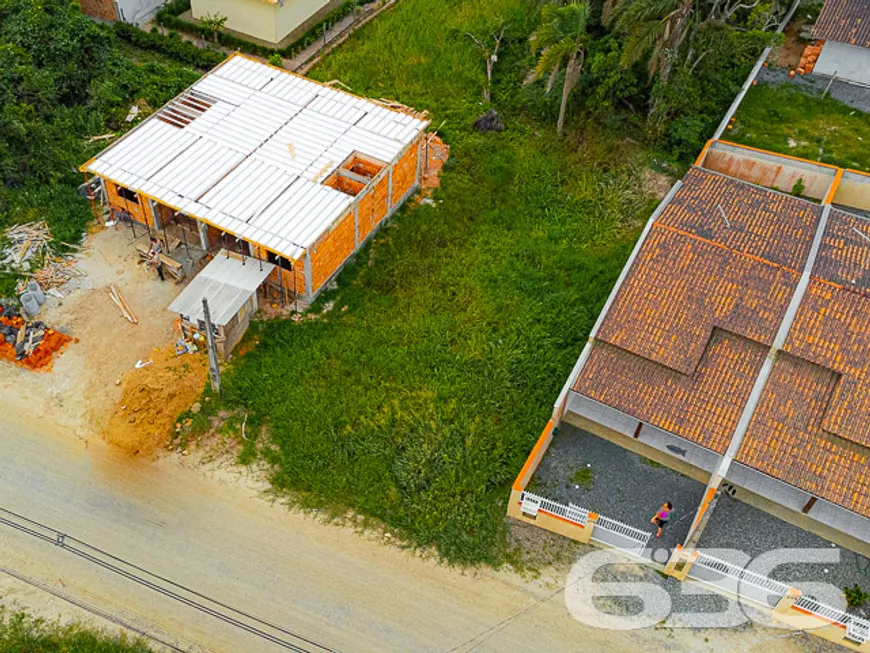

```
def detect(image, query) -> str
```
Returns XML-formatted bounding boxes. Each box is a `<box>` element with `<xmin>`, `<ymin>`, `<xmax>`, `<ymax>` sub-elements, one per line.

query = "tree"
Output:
<box><xmin>530</xmin><ymin>1</ymin><xmax>591</xmax><ymax>136</ymax></box>
<box><xmin>199</xmin><ymin>12</ymin><xmax>227</xmax><ymax>45</ymax></box>
<box><xmin>613</xmin><ymin>0</ymin><xmax>695</xmax><ymax>86</ymax></box>
<box><xmin>465</xmin><ymin>25</ymin><xmax>505</xmax><ymax>103</ymax></box>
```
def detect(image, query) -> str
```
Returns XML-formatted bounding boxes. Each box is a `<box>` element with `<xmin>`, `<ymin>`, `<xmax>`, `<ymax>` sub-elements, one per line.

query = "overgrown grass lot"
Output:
<box><xmin>0</xmin><ymin>608</ymin><xmax>152</xmax><ymax>653</ymax></box>
<box><xmin>214</xmin><ymin>0</ymin><xmax>655</xmax><ymax>565</ymax></box>
<box><xmin>730</xmin><ymin>82</ymin><xmax>870</xmax><ymax>171</ymax></box>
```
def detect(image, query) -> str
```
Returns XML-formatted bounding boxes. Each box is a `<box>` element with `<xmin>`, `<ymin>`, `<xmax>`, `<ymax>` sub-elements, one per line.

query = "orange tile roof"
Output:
<box><xmin>737</xmin><ymin>354</ymin><xmax>870</xmax><ymax>517</ymax></box>
<box><xmin>572</xmin><ymin>169</ymin><xmax>870</xmax><ymax>519</ymax></box>
<box><xmin>576</xmin><ymin>330</ymin><xmax>767</xmax><ymax>453</ymax></box>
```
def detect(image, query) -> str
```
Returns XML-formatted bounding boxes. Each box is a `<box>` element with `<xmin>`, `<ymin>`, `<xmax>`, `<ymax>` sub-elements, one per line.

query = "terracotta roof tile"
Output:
<box><xmin>571</xmin><ymin>171</ymin><xmax>870</xmax><ymax>520</ymax></box>
<box><xmin>657</xmin><ymin>168</ymin><xmax>822</xmax><ymax>270</ymax></box>
<box><xmin>737</xmin><ymin>354</ymin><xmax>870</xmax><ymax>517</ymax></box>
<box><xmin>813</xmin><ymin>0</ymin><xmax>870</xmax><ymax>47</ymax></box>
<box><xmin>576</xmin><ymin>331</ymin><xmax>767</xmax><ymax>453</ymax></box>
<box><xmin>597</xmin><ymin>226</ymin><xmax>799</xmax><ymax>374</ymax></box>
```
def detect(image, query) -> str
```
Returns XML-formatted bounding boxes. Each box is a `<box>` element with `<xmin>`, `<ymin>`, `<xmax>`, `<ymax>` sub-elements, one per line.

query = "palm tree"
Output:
<box><xmin>199</xmin><ymin>12</ymin><xmax>228</xmax><ymax>46</ymax></box>
<box><xmin>613</xmin><ymin>0</ymin><xmax>695</xmax><ymax>85</ymax></box>
<box><xmin>530</xmin><ymin>1</ymin><xmax>592</xmax><ymax>136</ymax></box>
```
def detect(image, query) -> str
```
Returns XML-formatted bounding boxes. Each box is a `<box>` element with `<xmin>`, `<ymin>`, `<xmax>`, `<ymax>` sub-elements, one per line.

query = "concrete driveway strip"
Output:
<box><xmin>0</xmin><ymin>414</ymin><xmax>831</xmax><ymax>653</ymax></box>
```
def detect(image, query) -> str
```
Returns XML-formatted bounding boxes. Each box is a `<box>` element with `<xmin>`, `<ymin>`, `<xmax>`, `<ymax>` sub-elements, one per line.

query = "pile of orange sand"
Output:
<box><xmin>0</xmin><ymin>315</ymin><xmax>73</xmax><ymax>371</ymax></box>
<box><xmin>104</xmin><ymin>346</ymin><xmax>208</xmax><ymax>456</ymax></box>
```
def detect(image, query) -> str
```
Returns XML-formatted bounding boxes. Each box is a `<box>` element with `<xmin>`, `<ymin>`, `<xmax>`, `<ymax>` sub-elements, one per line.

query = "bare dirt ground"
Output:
<box><xmin>774</xmin><ymin>20</ymin><xmax>809</xmax><ymax>68</ymax></box>
<box><xmin>1</xmin><ymin>226</ymin><xmax>188</xmax><ymax>440</ymax></box>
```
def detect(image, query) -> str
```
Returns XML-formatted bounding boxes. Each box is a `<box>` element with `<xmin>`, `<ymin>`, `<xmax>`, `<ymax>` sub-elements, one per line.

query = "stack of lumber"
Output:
<box><xmin>31</xmin><ymin>255</ymin><xmax>84</xmax><ymax>290</ymax></box>
<box><xmin>2</xmin><ymin>221</ymin><xmax>52</xmax><ymax>268</ymax></box>
<box><xmin>109</xmin><ymin>284</ymin><xmax>138</xmax><ymax>324</ymax></box>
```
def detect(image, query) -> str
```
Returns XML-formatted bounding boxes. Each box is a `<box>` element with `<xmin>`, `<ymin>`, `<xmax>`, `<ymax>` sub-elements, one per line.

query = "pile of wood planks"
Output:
<box><xmin>108</xmin><ymin>284</ymin><xmax>138</xmax><ymax>324</ymax></box>
<box><xmin>2</xmin><ymin>221</ymin><xmax>52</xmax><ymax>268</ymax></box>
<box><xmin>31</xmin><ymin>255</ymin><xmax>85</xmax><ymax>290</ymax></box>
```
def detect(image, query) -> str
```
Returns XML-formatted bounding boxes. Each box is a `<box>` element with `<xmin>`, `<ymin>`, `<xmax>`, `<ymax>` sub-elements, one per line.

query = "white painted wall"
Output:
<box><xmin>192</xmin><ymin>0</ymin><xmax>279</xmax><ymax>43</ymax></box>
<box><xmin>117</xmin><ymin>0</ymin><xmax>165</xmax><ymax>24</ymax></box>
<box><xmin>191</xmin><ymin>0</ymin><xmax>331</xmax><ymax>44</ymax></box>
<box><xmin>274</xmin><ymin>0</ymin><xmax>332</xmax><ymax>43</ymax></box>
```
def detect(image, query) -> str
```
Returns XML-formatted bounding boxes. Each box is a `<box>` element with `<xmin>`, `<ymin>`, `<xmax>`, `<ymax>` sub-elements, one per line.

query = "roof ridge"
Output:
<box><xmin>652</xmin><ymin>222</ymin><xmax>803</xmax><ymax>277</ymax></box>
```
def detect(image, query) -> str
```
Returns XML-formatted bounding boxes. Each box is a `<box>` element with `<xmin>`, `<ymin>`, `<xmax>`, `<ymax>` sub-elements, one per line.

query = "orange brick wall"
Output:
<box><xmin>80</xmin><ymin>0</ymin><xmax>117</xmax><ymax>22</ymax></box>
<box><xmin>309</xmin><ymin>209</ymin><xmax>356</xmax><ymax>293</ymax></box>
<box><xmin>105</xmin><ymin>179</ymin><xmax>152</xmax><ymax>227</ymax></box>
<box><xmin>357</xmin><ymin>173</ymin><xmax>390</xmax><ymax>242</ymax></box>
<box><xmin>390</xmin><ymin>139</ymin><xmax>420</xmax><ymax>206</ymax></box>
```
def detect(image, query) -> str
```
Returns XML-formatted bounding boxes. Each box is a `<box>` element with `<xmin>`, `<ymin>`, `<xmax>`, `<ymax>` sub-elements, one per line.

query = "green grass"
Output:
<box><xmin>730</xmin><ymin>83</ymin><xmax>870</xmax><ymax>171</ymax></box>
<box><xmin>216</xmin><ymin>0</ymin><xmax>655</xmax><ymax>565</ymax></box>
<box><xmin>0</xmin><ymin>608</ymin><xmax>153</xmax><ymax>652</ymax></box>
<box><xmin>571</xmin><ymin>467</ymin><xmax>594</xmax><ymax>489</ymax></box>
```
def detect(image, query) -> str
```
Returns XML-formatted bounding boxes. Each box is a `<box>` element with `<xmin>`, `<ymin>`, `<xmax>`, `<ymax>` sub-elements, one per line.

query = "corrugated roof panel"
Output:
<box><xmin>212</xmin><ymin>55</ymin><xmax>279</xmax><ymax>90</ymax></box>
<box><xmin>194</xmin><ymin>75</ymin><xmax>255</xmax><ymax>106</ymax></box>
<box><xmin>150</xmin><ymin>138</ymin><xmax>246</xmax><ymax>201</ymax></box>
<box><xmin>259</xmin><ymin>72</ymin><xmax>322</xmax><ymax>107</ymax></box>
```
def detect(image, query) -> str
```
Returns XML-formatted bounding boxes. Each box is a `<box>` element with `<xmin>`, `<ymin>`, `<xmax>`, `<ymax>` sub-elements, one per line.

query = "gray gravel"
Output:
<box><xmin>698</xmin><ymin>495</ymin><xmax>870</xmax><ymax>617</ymax></box>
<box><xmin>756</xmin><ymin>66</ymin><xmax>870</xmax><ymax>113</ymax></box>
<box><xmin>530</xmin><ymin>424</ymin><xmax>706</xmax><ymax>552</ymax></box>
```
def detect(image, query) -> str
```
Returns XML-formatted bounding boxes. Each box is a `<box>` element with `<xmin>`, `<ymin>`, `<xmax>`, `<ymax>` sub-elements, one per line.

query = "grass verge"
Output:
<box><xmin>730</xmin><ymin>82</ymin><xmax>870</xmax><ymax>171</ymax></box>
<box><xmin>211</xmin><ymin>0</ymin><xmax>656</xmax><ymax>565</ymax></box>
<box><xmin>0</xmin><ymin>607</ymin><xmax>152</xmax><ymax>652</ymax></box>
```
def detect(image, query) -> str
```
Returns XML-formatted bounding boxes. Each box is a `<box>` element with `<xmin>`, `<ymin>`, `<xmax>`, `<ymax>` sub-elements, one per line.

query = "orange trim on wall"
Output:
<box><xmin>715</xmin><ymin>140</ymin><xmax>842</xmax><ymax>170</ymax></box>
<box><xmin>512</xmin><ymin>420</ymin><xmax>554</xmax><ymax>492</ymax></box>
<box><xmin>695</xmin><ymin>139</ymin><xmax>715</xmax><ymax>167</ymax></box>
<box><xmin>824</xmin><ymin>168</ymin><xmax>844</xmax><ymax>205</ymax></box>
<box><xmin>791</xmin><ymin>606</ymin><xmax>847</xmax><ymax>628</ymax></box>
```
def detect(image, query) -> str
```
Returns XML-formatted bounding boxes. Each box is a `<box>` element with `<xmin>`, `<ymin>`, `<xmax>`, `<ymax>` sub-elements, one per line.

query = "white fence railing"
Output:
<box><xmin>592</xmin><ymin>514</ymin><xmax>652</xmax><ymax>556</ymax></box>
<box><xmin>520</xmin><ymin>492</ymin><xmax>589</xmax><ymax>527</ymax></box>
<box><xmin>519</xmin><ymin>491</ymin><xmax>652</xmax><ymax>556</ymax></box>
<box><xmin>693</xmin><ymin>552</ymin><xmax>791</xmax><ymax>598</ymax></box>
<box><xmin>795</xmin><ymin>596</ymin><xmax>870</xmax><ymax>645</ymax></box>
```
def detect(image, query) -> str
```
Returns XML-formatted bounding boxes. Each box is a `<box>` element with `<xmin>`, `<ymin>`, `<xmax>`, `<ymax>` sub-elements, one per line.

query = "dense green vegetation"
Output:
<box><xmin>0</xmin><ymin>0</ymin><xmax>205</xmax><ymax>294</ymax></box>
<box><xmin>200</xmin><ymin>0</ymin><xmax>650</xmax><ymax>565</ymax></box>
<box><xmin>0</xmin><ymin>608</ymin><xmax>153</xmax><ymax>652</ymax></box>
<box><xmin>730</xmin><ymin>83</ymin><xmax>870</xmax><ymax>172</ymax></box>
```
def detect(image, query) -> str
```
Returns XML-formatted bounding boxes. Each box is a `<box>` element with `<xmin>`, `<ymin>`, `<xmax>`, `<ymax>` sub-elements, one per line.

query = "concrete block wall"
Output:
<box><xmin>309</xmin><ymin>209</ymin><xmax>356</xmax><ymax>293</ymax></box>
<box><xmin>391</xmin><ymin>144</ymin><xmax>420</xmax><ymax>206</ymax></box>
<box><xmin>357</xmin><ymin>174</ymin><xmax>390</xmax><ymax>242</ymax></box>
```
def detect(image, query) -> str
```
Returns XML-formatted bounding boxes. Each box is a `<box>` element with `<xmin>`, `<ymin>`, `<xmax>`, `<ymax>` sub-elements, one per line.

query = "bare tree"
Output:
<box><xmin>465</xmin><ymin>25</ymin><xmax>506</xmax><ymax>103</ymax></box>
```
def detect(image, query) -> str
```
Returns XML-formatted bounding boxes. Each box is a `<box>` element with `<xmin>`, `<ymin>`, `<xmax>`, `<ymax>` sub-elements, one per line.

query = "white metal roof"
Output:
<box><xmin>85</xmin><ymin>54</ymin><xmax>428</xmax><ymax>262</ymax></box>
<box><xmin>168</xmin><ymin>250</ymin><xmax>275</xmax><ymax>326</ymax></box>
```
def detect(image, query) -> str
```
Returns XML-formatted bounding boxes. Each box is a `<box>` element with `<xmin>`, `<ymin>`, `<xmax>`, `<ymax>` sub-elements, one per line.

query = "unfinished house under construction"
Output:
<box><xmin>81</xmin><ymin>53</ymin><xmax>429</xmax><ymax>309</ymax></box>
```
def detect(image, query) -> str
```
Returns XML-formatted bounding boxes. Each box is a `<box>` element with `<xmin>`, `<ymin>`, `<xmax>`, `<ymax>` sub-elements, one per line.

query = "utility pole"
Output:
<box><xmin>202</xmin><ymin>297</ymin><xmax>221</xmax><ymax>394</ymax></box>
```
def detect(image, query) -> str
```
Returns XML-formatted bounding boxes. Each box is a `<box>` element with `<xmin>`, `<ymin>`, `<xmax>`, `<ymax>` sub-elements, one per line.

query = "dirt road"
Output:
<box><xmin>0</xmin><ymin>410</ymin><xmax>834</xmax><ymax>653</ymax></box>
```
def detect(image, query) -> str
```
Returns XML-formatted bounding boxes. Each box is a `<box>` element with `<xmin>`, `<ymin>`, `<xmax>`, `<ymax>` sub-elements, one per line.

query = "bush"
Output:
<box><xmin>845</xmin><ymin>584</ymin><xmax>870</xmax><ymax>609</ymax></box>
<box><xmin>112</xmin><ymin>22</ymin><xmax>226</xmax><ymax>69</ymax></box>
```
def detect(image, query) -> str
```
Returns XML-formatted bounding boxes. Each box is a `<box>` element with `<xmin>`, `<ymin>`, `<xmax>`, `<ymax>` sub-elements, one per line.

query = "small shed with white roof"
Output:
<box><xmin>81</xmin><ymin>53</ymin><xmax>429</xmax><ymax>308</ymax></box>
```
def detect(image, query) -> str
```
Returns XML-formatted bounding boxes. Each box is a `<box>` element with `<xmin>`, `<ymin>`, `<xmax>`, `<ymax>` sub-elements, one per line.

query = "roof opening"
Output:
<box><xmin>323</xmin><ymin>152</ymin><xmax>387</xmax><ymax>197</ymax></box>
<box><xmin>156</xmin><ymin>89</ymin><xmax>218</xmax><ymax>128</ymax></box>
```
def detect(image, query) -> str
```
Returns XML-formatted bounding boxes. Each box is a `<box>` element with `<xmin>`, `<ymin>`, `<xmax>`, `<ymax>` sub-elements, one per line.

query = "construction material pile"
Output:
<box><xmin>0</xmin><ymin>302</ymin><xmax>72</xmax><ymax>371</ymax></box>
<box><xmin>797</xmin><ymin>41</ymin><xmax>824</xmax><ymax>76</ymax></box>
<box><xmin>32</xmin><ymin>255</ymin><xmax>85</xmax><ymax>291</ymax></box>
<box><xmin>1</xmin><ymin>221</ymin><xmax>52</xmax><ymax>270</ymax></box>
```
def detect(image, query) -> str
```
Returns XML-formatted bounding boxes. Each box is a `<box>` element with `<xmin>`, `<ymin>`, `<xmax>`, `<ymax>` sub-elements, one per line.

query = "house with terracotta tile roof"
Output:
<box><xmin>510</xmin><ymin>141</ymin><xmax>870</xmax><ymax>564</ymax></box>
<box><xmin>812</xmin><ymin>0</ymin><xmax>870</xmax><ymax>86</ymax></box>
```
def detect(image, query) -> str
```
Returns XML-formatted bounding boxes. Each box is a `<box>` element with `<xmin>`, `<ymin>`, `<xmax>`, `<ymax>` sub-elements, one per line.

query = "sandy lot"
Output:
<box><xmin>1</xmin><ymin>226</ymin><xmax>185</xmax><ymax>439</ymax></box>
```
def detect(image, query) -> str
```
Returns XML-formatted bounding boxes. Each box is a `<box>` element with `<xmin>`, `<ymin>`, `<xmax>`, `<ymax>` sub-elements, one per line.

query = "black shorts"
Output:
<box><xmin>655</xmin><ymin>518</ymin><xmax>668</xmax><ymax>529</ymax></box>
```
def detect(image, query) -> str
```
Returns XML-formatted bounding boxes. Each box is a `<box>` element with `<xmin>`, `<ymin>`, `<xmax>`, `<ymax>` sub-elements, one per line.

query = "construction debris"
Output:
<box><xmin>108</xmin><ymin>284</ymin><xmax>138</xmax><ymax>324</ymax></box>
<box><xmin>2</xmin><ymin>221</ymin><xmax>52</xmax><ymax>270</ymax></box>
<box><xmin>31</xmin><ymin>255</ymin><xmax>85</xmax><ymax>290</ymax></box>
<box><xmin>0</xmin><ymin>301</ymin><xmax>72</xmax><ymax>371</ymax></box>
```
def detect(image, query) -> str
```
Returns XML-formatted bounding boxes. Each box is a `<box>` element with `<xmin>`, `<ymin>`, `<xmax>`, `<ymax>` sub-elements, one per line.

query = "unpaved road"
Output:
<box><xmin>0</xmin><ymin>413</ymin><xmax>829</xmax><ymax>652</ymax></box>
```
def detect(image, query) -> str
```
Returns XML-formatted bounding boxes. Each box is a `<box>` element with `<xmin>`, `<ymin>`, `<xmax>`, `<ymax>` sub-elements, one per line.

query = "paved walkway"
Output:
<box><xmin>530</xmin><ymin>424</ymin><xmax>706</xmax><ymax>552</ymax></box>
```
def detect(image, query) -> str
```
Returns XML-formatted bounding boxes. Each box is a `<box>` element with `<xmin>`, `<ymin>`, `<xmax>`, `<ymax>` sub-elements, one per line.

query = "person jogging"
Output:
<box><xmin>651</xmin><ymin>502</ymin><xmax>672</xmax><ymax>539</ymax></box>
